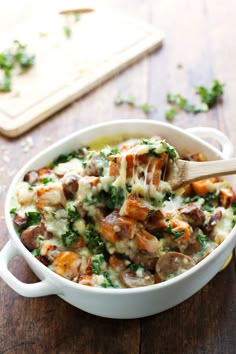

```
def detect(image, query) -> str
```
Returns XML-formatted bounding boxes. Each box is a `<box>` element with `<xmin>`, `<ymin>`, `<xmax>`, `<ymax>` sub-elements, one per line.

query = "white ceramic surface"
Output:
<box><xmin>0</xmin><ymin>120</ymin><xmax>236</xmax><ymax>319</ymax></box>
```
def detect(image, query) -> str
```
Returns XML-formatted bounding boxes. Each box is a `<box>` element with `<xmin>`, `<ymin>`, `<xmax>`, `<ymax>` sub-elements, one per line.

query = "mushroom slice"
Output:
<box><xmin>20</xmin><ymin>225</ymin><xmax>41</xmax><ymax>251</ymax></box>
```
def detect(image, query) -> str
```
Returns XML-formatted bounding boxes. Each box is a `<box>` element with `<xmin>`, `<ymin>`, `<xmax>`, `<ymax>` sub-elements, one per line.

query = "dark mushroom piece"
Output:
<box><xmin>205</xmin><ymin>210</ymin><xmax>222</xmax><ymax>232</ymax></box>
<box><xmin>23</xmin><ymin>170</ymin><xmax>38</xmax><ymax>185</ymax></box>
<box><xmin>62</xmin><ymin>174</ymin><xmax>79</xmax><ymax>199</ymax></box>
<box><xmin>76</xmin><ymin>202</ymin><xmax>88</xmax><ymax>219</ymax></box>
<box><xmin>13</xmin><ymin>214</ymin><xmax>27</xmax><ymax>227</ymax></box>
<box><xmin>83</xmin><ymin>152</ymin><xmax>104</xmax><ymax>177</ymax></box>
<box><xmin>20</xmin><ymin>225</ymin><xmax>41</xmax><ymax>251</ymax></box>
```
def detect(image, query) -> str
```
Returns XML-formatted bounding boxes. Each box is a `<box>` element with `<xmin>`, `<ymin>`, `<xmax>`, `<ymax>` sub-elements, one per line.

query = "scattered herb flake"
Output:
<box><xmin>0</xmin><ymin>40</ymin><xmax>35</xmax><ymax>92</ymax></box>
<box><xmin>42</xmin><ymin>177</ymin><xmax>54</xmax><ymax>184</ymax></box>
<box><xmin>106</xmin><ymin>186</ymin><xmax>125</xmax><ymax>209</ymax></box>
<box><xmin>114</xmin><ymin>94</ymin><xmax>156</xmax><ymax>115</ymax></box>
<box><xmin>25</xmin><ymin>211</ymin><xmax>41</xmax><ymax>227</ymax></box>
<box><xmin>52</xmin><ymin>151</ymin><xmax>78</xmax><ymax>166</ymax></box>
<box><xmin>10</xmin><ymin>207</ymin><xmax>17</xmax><ymax>215</ymax></box>
<box><xmin>61</xmin><ymin>230</ymin><xmax>78</xmax><ymax>247</ymax></box>
<box><xmin>165</xmin><ymin>80</ymin><xmax>224</xmax><ymax>120</ymax></box>
<box><xmin>196</xmin><ymin>233</ymin><xmax>207</xmax><ymax>245</ymax></box>
<box><xmin>160</xmin><ymin>141</ymin><xmax>178</xmax><ymax>159</ymax></box>
<box><xmin>101</xmin><ymin>271</ymin><xmax>116</xmax><ymax>288</ymax></box>
<box><xmin>195</xmin><ymin>80</ymin><xmax>224</xmax><ymax>108</ymax></box>
<box><xmin>165</xmin><ymin>107</ymin><xmax>177</xmax><ymax>121</ymax></box>
<box><xmin>67</xmin><ymin>203</ymin><xmax>80</xmax><ymax>223</ymax></box>
<box><xmin>138</xmin><ymin>103</ymin><xmax>156</xmax><ymax>114</ymax></box>
<box><xmin>91</xmin><ymin>254</ymin><xmax>104</xmax><ymax>274</ymax></box>
<box><xmin>83</xmin><ymin>195</ymin><xmax>101</xmax><ymax>206</ymax></box>
<box><xmin>129</xmin><ymin>264</ymin><xmax>144</xmax><ymax>272</ymax></box>
<box><xmin>84</xmin><ymin>228</ymin><xmax>106</xmax><ymax>254</ymax></box>
<box><xmin>164</xmin><ymin>224</ymin><xmax>185</xmax><ymax>239</ymax></box>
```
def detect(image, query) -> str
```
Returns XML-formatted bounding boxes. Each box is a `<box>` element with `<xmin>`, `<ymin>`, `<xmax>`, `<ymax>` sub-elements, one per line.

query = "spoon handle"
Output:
<box><xmin>170</xmin><ymin>158</ymin><xmax>236</xmax><ymax>189</ymax></box>
<box><xmin>185</xmin><ymin>158</ymin><xmax>236</xmax><ymax>181</ymax></box>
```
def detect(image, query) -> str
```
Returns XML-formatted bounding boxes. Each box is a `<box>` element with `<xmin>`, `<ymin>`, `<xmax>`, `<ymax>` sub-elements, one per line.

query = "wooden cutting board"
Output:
<box><xmin>0</xmin><ymin>7</ymin><xmax>164</xmax><ymax>137</ymax></box>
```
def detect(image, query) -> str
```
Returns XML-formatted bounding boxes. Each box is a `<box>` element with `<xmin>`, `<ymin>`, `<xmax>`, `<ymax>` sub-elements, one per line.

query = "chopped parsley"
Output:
<box><xmin>231</xmin><ymin>202</ymin><xmax>236</xmax><ymax>228</ymax></box>
<box><xmin>84</xmin><ymin>227</ymin><xmax>106</xmax><ymax>254</ymax></box>
<box><xmin>63</xmin><ymin>14</ymin><xmax>81</xmax><ymax>38</ymax></box>
<box><xmin>114</xmin><ymin>94</ymin><xmax>156</xmax><ymax>114</ymax></box>
<box><xmin>202</xmin><ymin>192</ymin><xmax>219</xmax><ymax>211</ymax></box>
<box><xmin>52</xmin><ymin>150</ymin><xmax>79</xmax><ymax>166</ymax></box>
<box><xmin>165</xmin><ymin>80</ymin><xmax>224</xmax><ymax>120</ymax></box>
<box><xmin>25</xmin><ymin>211</ymin><xmax>41</xmax><ymax>226</ymax></box>
<box><xmin>182</xmin><ymin>196</ymin><xmax>200</xmax><ymax>204</ymax></box>
<box><xmin>160</xmin><ymin>141</ymin><xmax>178</xmax><ymax>159</ymax></box>
<box><xmin>138</xmin><ymin>103</ymin><xmax>156</xmax><ymax>114</ymax></box>
<box><xmin>165</xmin><ymin>107</ymin><xmax>178</xmax><ymax>121</ymax></box>
<box><xmin>18</xmin><ymin>211</ymin><xmax>42</xmax><ymax>234</ymax></box>
<box><xmin>100</xmin><ymin>147</ymin><xmax>119</xmax><ymax>158</ymax></box>
<box><xmin>196</xmin><ymin>233</ymin><xmax>207</xmax><ymax>245</ymax></box>
<box><xmin>10</xmin><ymin>207</ymin><xmax>17</xmax><ymax>215</ymax></box>
<box><xmin>42</xmin><ymin>177</ymin><xmax>54</xmax><ymax>184</ymax></box>
<box><xmin>140</xmin><ymin>139</ymin><xmax>149</xmax><ymax>145</ymax></box>
<box><xmin>165</xmin><ymin>93</ymin><xmax>208</xmax><ymax>120</ymax></box>
<box><xmin>114</xmin><ymin>94</ymin><xmax>136</xmax><ymax>106</ymax></box>
<box><xmin>164</xmin><ymin>224</ymin><xmax>185</xmax><ymax>239</ymax></box>
<box><xmin>129</xmin><ymin>264</ymin><xmax>144</xmax><ymax>272</ymax></box>
<box><xmin>87</xmin><ymin>151</ymin><xmax>94</xmax><ymax>160</ymax></box>
<box><xmin>61</xmin><ymin>230</ymin><xmax>78</xmax><ymax>247</ymax></box>
<box><xmin>91</xmin><ymin>254</ymin><xmax>104</xmax><ymax>274</ymax></box>
<box><xmin>195</xmin><ymin>80</ymin><xmax>224</xmax><ymax>108</ymax></box>
<box><xmin>0</xmin><ymin>40</ymin><xmax>35</xmax><ymax>92</ymax></box>
<box><xmin>101</xmin><ymin>271</ymin><xmax>116</xmax><ymax>288</ymax></box>
<box><xmin>105</xmin><ymin>186</ymin><xmax>125</xmax><ymax>209</ymax></box>
<box><xmin>151</xmin><ymin>230</ymin><xmax>164</xmax><ymax>239</ymax></box>
<box><xmin>66</xmin><ymin>203</ymin><xmax>80</xmax><ymax>222</ymax></box>
<box><xmin>126</xmin><ymin>184</ymin><xmax>132</xmax><ymax>193</ymax></box>
<box><xmin>166</xmin><ymin>273</ymin><xmax>175</xmax><ymax>280</ymax></box>
<box><xmin>141</xmin><ymin>138</ymin><xmax>177</xmax><ymax>159</ymax></box>
<box><xmin>147</xmin><ymin>147</ymin><xmax>162</xmax><ymax>158</ymax></box>
<box><xmin>64</xmin><ymin>25</ymin><xmax>72</xmax><ymax>38</ymax></box>
<box><xmin>83</xmin><ymin>195</ymin><xmax>101</xmax><ymax>206</ymax></box>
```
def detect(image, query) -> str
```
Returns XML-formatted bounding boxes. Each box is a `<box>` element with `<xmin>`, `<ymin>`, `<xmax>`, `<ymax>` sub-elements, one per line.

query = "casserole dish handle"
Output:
<box><xmin>186</xmin><ymin>127</ymin><xmax>234</xmax><ymax>158</ymax></box>
<box><xmin>0</xmin><ymin>241</ymin><xmax>57</xmax><ymax>297</ymax></box>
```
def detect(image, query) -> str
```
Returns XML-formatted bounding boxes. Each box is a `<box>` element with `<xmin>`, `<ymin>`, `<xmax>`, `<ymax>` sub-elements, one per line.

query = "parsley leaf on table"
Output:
<box><xmin>0</xmin><ymin>40</ymin><xmax>35</xmax><ymax>92</ymax></box>
<box><xmin>114</xmin><ymin>94</ymin><xmax>156</xmax><ymax>114</ymax></box>
<box><xmin>165</xmin><ymin>80</ymin><xmax>224</xmax><ymax>120</ymax></box>
<box><xmin>195</xmin><ymin>80</ymin><xmax>224</xmax><ymax>108</ymax></box>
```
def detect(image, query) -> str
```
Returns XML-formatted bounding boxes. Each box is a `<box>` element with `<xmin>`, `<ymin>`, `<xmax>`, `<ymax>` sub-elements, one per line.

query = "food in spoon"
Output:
<box><xmin>11</xmin><ymin>136</ymin><xmax>236</xmax><ymax>288</ymax></box>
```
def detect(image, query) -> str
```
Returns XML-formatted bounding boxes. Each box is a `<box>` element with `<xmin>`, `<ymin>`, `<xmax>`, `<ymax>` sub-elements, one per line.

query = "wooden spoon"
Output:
<box><xmin>166</xmin><ymin>158</ymin><xmax>236</xmax><ymax>189</ymax></box>
<box><xmin>59</xmin><ymin>8</ymin><xmax>94</xmax><ymax>15</ymax></box>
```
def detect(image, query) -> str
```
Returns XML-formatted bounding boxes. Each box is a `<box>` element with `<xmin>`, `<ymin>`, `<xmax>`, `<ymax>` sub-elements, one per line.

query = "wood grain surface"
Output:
<box><xmin>0</xmin><ymin>6</ymin><xmax>164</xmax><ymax>137</ymax></box>
<box><xmin>1</xmin><ymin>0</ymin><xmax>236</xmax><ymax>353</ymax></box>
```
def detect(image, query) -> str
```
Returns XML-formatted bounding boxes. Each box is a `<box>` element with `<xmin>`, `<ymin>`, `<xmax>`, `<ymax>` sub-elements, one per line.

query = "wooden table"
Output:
<box><xmin>1</xmin><ymin>1</ymin><xmax>236</xmax><ymax>353</ymax></box>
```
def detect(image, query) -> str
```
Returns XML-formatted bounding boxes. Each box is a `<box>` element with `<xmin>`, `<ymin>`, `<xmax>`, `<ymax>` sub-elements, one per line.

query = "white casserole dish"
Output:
<box><xmin>0</xmin><ymin>120</ymin><xmax>235</xmax><ymax>319</ymax></box>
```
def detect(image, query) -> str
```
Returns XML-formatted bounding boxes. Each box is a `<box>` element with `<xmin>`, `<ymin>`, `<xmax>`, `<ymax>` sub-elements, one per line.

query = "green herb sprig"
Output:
<box><xmin>91</xmin><ymin>254</ymin><xmax>104</xmax><ymax>274</ymax></box>
<box><xmin>196</xmin><ymin>80</ymin><xmax>224</xmax><ymax>108</ymax></box>
<box><xmin>165</xmin><ymin>93</ymin><xmax>208</xmax><ymax>121</ymax></box>
<box><xmin>63</xmin><ymin>14</ymin><xmax>81</xmax><ymax>38</ymax></box>
<box><xmin>165</xmin><ymin>80</ymin><xmax>224</xmax><ymax>121</ymax></box>
<box><xmin>0</xmin><ymin>40</ymin><xmax>35</xmax><ymax>92</ymax></box>
<box><xmin>61</xmin><ymin>230</ymin><xmax>78</xmax><ymax>247</ymax></box>
<box><xmin>114</xmin><ymin>94</ymin><xmax>156</xmax><ymax>115</ymax></box>
<box><xmin>164</xmin><ymin>224</ymin><xmax>185</xmax><ymax>239</ymax></box>
<box><xmin>84</xmin><ymin>227</ymin><xmax>106</xmax><ymax>254</ymax></box>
